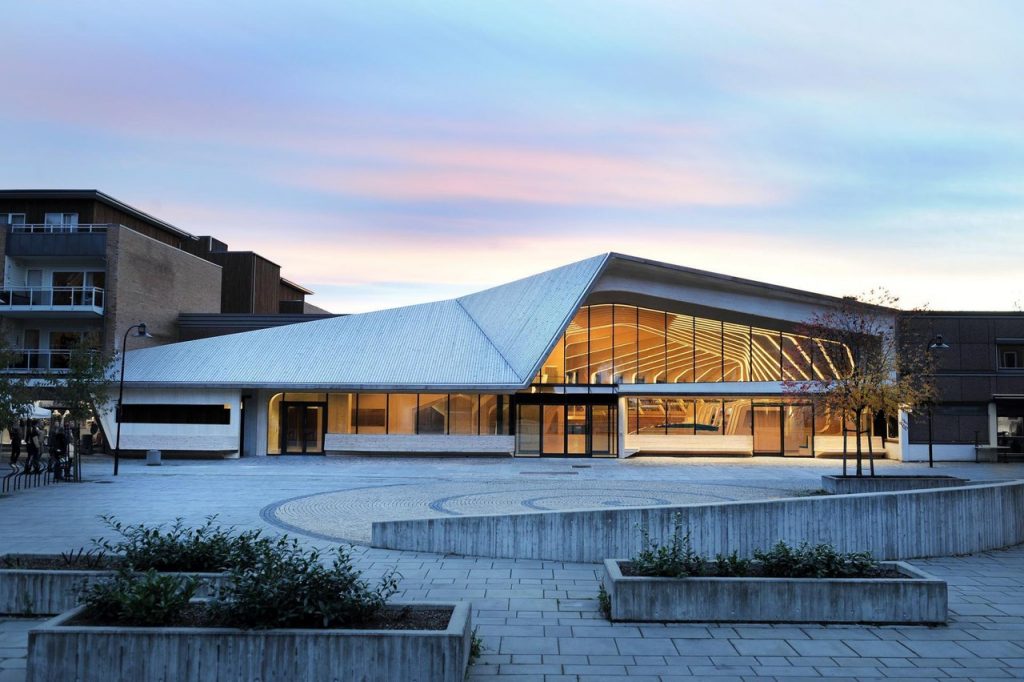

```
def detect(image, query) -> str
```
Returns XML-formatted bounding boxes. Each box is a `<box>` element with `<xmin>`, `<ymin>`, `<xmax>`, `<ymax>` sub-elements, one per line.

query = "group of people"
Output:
<box><xmin>6</xmin><ymin>418</ymin><xmax>92</xmax><ymax>480</ymax></box>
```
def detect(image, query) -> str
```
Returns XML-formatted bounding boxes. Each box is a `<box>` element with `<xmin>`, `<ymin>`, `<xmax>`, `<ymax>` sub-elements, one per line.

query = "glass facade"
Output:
<box><xmin>268</xmin><ymin>392</ymin><xmax>509</xmax><ymax>454</ymax></box>
<box><xmin>627</xmin><ymin>397</ymin><xmax>823</xmax><ymax>456</ymax></box>
<box><xmin>537</xmin><ymin>304</ymin><xmax>852</xmax><ymax>386</ymax></box>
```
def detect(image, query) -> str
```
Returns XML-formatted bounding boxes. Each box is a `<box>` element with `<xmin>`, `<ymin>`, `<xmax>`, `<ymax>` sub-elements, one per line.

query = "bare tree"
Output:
<box><xmin>784</xmin><ymin>290</ymin><xmax>937</xmax><ymax>476</ymax></box>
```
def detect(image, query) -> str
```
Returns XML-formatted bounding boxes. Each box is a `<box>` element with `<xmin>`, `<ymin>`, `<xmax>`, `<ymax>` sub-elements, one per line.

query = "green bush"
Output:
<box><xmin>96</xmin><ymin>515</ymin><xmax>280</xmax><ymax>573</ymax></box>
<box><xmin>753</xmin><ymin>541</ymin><xmax>879</xmax><ymax>578</ymax></box>
<box><xmin>80</xmin><ymin>568</ymin><xmax>199</xmax><ymax>626</ymax></box>
<box><xmin>216</xmin><ymin>543</ymin><xmax>399</xmax><ymax>629</ymax></box>
<box><xmin>628</xmin><ymin>516</ymin><xmax>880</xmax><ymax>579</ymax></box>
<box><xmin>630</xmin><ymin>513</ymin><xmax>706</xmax><ymax>578</ymax></box>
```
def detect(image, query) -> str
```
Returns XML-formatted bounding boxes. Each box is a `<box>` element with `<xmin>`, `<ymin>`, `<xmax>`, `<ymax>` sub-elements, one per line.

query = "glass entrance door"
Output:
<box><xmin>515</xmin><ymin>399</ymin><xmax>617</xmax><ymax>457</ymax></box>
<box><xmin>753</xmin><ymin>405</ymin><xmax>782</xmax><ymax>454</ymax></box>
<box><xmin>281</xmin><ymin>402</ymin><xmax>325</xmax><ymax>454</ymax></box>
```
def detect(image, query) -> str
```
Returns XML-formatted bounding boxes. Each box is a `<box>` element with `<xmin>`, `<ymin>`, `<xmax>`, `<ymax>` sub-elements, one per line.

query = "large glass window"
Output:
<box><xmin>694</xmin><ymin>319</ymin><xmax>723</xmax><ymax>382</ymax></box>
<box><xmin>564</xmin><ymin>308</ymin><xmax>589</xmax><ymax>384</ymax></box>
<box><xmin>666</xmin><ymin>313</ymin><xmax>694</xmax><ymax>382</ymax></box>
<box><xmin>724</xmin><ymin>399</ymin><xmax>752</xmax><ymax>435</ymax></box>
<box><xmin>535</xmin><ymin>304</ymin><xmax>851</xmax><ymax>385</ymax></box>
<box><xmin>637</xmin><ymin>308</ymin><xmax>666</xmax><ymax>384</ymax></box>
<box><xmin>517</xmin><ymin>404</ymin><xmax>541</xmax><ymax>454</ymax></box>
<box><xmin>613</xmin><ymin>305</ymin><xmax>638</xmax><ymax>384</ymax></box>
<box><xmin>356</xmin><ymin>393</ymin><xmax>387</xmax><ymax>434</ymax></box>
<box><xmin>694</xmin><ymin>398</ymin><xmax>723</xmax><ymax>435</ymax></box>
<box><xmin>666</xmin><ymin>398</ymin><xmax>694</xmax><ymax>436</ymax></box>
<box><xmin>417</xmin><ymin>394</ymin><xmax>447</xmax><ymax>434</ymax></box>
<box><xmin>449</xmin><ymin>394</ymin><xmax>479</xmax><ymax>435</ymax></box>
<box><xmin>723</xmin><ymin>322</ymin><xmax>750</xmax><ymax>382</ymax></box>
<box><xmin>327</xmin><ymin>393</ymin><xmax>353</xmax><ymax>434</ymax></box>
<box><xmin>635</xmin><ymin>398</ymin><xmax>666</xmax><ymax>435</ymax></box>
<box><xmin>782</xmin><ymin>334</ymin><xmax>814</xmax><ymax>382</ymax></box>
<box><xmin>387</xmin><ymin>394</ymin><xmax>417</xmax><ymax>435</ymax></box>
<box><xmin>589</xmin><ymin>304</ymin><xmax>614</xmax><ymax>384</ymax></box>
<box><xmin>751</xmin><ymin>328</ymin><xmax>782</xmax><ymax>381</ymax></box>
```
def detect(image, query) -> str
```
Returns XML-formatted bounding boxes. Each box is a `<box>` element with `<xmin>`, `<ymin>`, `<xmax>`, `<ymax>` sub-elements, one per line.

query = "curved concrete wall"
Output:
<box><xmin>371</xmin><ymin>480</ymin><xmax>1024</xmax><ymax>563</ymax></box>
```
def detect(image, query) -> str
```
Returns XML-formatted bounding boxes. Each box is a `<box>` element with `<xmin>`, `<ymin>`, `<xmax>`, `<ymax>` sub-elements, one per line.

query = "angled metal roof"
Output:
<box><xmin>121</xmin><ymin>251</ymin><xmax>864</xmax><ymax>390</ymax></box>
<box><xmin>122</xmin><ymin>254</ymin><xmax>609</xmax><ymax>389</ymax></box>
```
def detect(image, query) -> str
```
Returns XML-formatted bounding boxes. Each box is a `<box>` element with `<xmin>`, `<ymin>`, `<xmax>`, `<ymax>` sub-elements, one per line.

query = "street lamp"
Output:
<box><xmin>113</xmin><ymin>323</ymin><xmax>152</xmax><ymax>476</ymax></box>
<box><xmin>926</xmin><ymin>334</ymin><xmax>950</xmax><ymax>468</ymax></box>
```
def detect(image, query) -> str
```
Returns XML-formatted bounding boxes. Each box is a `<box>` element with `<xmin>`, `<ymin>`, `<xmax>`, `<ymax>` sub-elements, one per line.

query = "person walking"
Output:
<box><xmin>7</xmin><ymin>423</ymin><xmax>21</xmax><ymax>466</ymax></box>
<box><xmin>25</xmin><ymin>421</ymin><xmax>42</xmax><ymax>474</ymax></box>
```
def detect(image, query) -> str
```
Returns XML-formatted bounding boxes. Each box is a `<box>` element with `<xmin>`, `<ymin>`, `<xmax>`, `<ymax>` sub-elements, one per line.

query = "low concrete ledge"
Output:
<box><xmin>0</xmin><ymin>562</ymin><xmax>226</xmax><ymax>616</ymax></box>
<box><xmin>326</xmin><ymin>433</ymin><xmax>514</xmax><ymax>455</ymax></box>
<box><xmin>371</xmin><ymin>479</ymin><xmax>1024</xmax><ymax>563</ymax></box>
<box><xmin>603</xmin><ymin>559</ymin><xmax>947</xmax><ymax>624</ymax></box>
<box><xmin>822</xmin><ymin>475</ymin><xmax>969</xmax><ymax>494</ymax></box>
<box><xmin>27</xmin><ymin>601</ymin><xmax>471</xmax><ymax>682</ymax></box>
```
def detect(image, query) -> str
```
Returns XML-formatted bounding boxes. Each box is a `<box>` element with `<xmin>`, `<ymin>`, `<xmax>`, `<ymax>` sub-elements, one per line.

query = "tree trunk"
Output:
<box><xmin>842</xmin><ymin>409</ymin><xmax>848</xmax><ymax>477</ymax></box>
<box><xmin>868</xmin><ymin>416</ymin><xmax>875</xmax><ymax>477</ymax></box>
<box><xmin>854</xmin><ymin>407</ymin><xmax>864</xmax><ymax>476</ymax></box>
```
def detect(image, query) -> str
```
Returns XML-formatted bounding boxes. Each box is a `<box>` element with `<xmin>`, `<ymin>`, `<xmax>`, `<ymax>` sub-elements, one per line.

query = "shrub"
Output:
<box><xmin>752</xmin><ymin>541</ymin><xmax>879</xmax><ymax>578</ymax></box>
<box><xmin>630</xmin><ymin>513</ymin><xmax>706</xmax><ymax>578</ymax></box>
<box><xmin>79</xmin><ymin>568</ymin><xmax>199</xmax><ymax>626</ymax></box>
<box><xmin>96</xmin><ymin>515</ymin><xmax>277</xmax><ymax>572</ymax></box>
<box><xmin>712</xmin><ymin>551</ymin><xmax>751</xmax><ymax>577</ymax></box>
<box><xmin>215</xmin><ymin>543</ymin><xmax>400</xmax><ymax>629</ymax></box>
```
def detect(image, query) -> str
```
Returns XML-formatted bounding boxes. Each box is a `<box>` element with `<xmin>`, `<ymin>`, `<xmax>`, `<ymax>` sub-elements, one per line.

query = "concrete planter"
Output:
<box><xmin>821</xmin><ymin>474</ymin><xmax>968</xmax><ymax>494</ymax></box>
<box><xmin>0</xmin><ymin>557</ymin><xmax>226</xmax><ymax>616</ymax></box>
<box><xmin>602</xmin><ymin>559</ymin><xmax>947</xmax><ymax>624</ymax></box>
<box><xmin>27</xmin><ymin>601</ymin><xmax>471</xmax><ymax>682</ymax></box>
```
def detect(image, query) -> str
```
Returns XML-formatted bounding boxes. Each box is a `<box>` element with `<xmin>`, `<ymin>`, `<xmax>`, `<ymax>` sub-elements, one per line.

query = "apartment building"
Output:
<box><xmin>0</xmin><ymin>189</ymin><xmax>323</xmax><ymax>373</ymax></box>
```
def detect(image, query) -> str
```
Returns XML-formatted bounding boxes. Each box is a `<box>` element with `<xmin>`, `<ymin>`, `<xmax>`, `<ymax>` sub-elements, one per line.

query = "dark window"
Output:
<box><xmin>120</xmin><ymin>403</ymin><xmax>231</xmax><ymax>424</ymax></box>
<box><xmin>998</xmin><ymin>344</ymin><xmax>1023</xmax><ymax>369</ymax></box>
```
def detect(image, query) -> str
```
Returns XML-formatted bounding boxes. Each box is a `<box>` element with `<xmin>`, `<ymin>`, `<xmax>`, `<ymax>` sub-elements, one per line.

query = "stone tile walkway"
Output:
<box><xmin>2</xmin><ymin>455</ymin><xmax>1023</xmax><ymax>680</ymax></box>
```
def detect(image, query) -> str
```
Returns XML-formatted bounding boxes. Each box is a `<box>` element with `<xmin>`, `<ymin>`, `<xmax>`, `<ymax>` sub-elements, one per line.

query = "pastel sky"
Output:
<box><xmin>1</xmin><ymin>1</ymin><xmax>1022</xmax><ymax>313</ymax></box>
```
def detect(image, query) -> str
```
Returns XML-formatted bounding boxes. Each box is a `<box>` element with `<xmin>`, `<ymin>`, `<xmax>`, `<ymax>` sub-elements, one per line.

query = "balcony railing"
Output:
<box><xmin>3</xmin><ymin>349</ymin><xmax>76</xmax><ymax>372</ymax></box>
<box><xmin>0</xmin><ymin>287</ymin><xmax>105</xmax><ymax>312</ymax></box>
<box><xmin>8</xmin><ymin>223</ymin><xmax>110</xmax><ymax>234</ymax></box>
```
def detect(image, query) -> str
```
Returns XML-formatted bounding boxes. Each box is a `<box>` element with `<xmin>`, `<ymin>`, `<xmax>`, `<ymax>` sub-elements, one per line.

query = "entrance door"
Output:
<box><xmin>566</xmin><ymin>403</ymin><xmax>589</xmax><ymax>455</ymax></box>
<box><xmin>281</xmin><ymin>402</ymin><xmax>325</xmax><ymax>454</ymax></box>
<box><xmin>753</xmin><ymin>406</ymin><xmax>782</xmax><ymax>454</ymax></box>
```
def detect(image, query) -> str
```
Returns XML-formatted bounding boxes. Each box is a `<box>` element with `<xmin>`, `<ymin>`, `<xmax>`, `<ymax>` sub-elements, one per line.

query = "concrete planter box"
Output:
<box><xmin>602</xmin><ymin>559</ymin><xmax>947</xmax><ymax>624</ymax></box>
<box><xmin>821</xmin><ymin>474</ymin><xmax>968</xmax><ymax>494</ymax></box>
<box><xmin>27</xmin><ymin>601</ymin><xmax>471</xmax><ymax>682</ymax></box>
<box><xmin>0</xmin><ymin>556</ymin><xmax>226</xmax><ymax>616</ymax></box>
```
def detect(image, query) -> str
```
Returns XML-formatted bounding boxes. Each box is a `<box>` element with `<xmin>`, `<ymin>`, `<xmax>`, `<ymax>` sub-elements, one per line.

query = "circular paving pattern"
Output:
<box><xmin>262</xmin><ymin>478</ymin><xmax>799</xmax><ymax>544</ymax></box>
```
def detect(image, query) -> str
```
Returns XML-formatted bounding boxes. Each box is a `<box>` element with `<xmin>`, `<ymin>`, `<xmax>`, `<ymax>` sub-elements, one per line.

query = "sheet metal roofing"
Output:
<box><xmin>122</xmin><ymin>253</ymin><xmax>608</xmax><ymax>389</ymax></box>
<box><xmin>121</xmin><ymin>252</ymin><xmax>862</xmax><ymax>389</ymax></box>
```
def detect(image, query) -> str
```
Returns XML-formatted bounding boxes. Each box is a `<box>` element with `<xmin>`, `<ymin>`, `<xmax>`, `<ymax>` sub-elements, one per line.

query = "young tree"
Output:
<box><xmin>784</xmin><ymin>290</ymin><xmax>937</xmax><ymax>476</ymax></box>
<box><xmin>0</xmin><ymin>340</ymin><xmax>30</xmax><ymax>456</ymax></box>
<box><xmin>47</xmin><ymin>335</ymin><xmax>116</xmax><ymax>481</ymax></box>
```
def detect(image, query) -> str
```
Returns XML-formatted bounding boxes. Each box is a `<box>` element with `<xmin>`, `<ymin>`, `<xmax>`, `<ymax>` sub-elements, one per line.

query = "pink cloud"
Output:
<box><xmin>286</xmin><ymin>140</ymin><xmax>786</xmax><ymax>208</ymax></box>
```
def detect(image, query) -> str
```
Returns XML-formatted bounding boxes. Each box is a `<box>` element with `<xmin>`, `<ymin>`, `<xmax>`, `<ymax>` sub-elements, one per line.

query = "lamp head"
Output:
<box><xmin>928</xmin><ymin>334</ymin><xmax>950</xmax><ymax>350</ymax></box>
<box><xmin>135</xmin><ymin>323</ymin><xmax>152</xmax><ymax>338</ymax></box>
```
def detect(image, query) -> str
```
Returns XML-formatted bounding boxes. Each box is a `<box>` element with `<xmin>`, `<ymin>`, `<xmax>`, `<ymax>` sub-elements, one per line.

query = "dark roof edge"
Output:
<box><xmin>280</xmin><ymin>277</ymin><xmax>315</xmax><ymax>295</ymax></box>
<box><xmin>606</xmin><ymin>252</ymin><xmax>898</xmax><ymax>312</ymax></box>
<box><xmin>0</xmin><ymin>189</ymin><xmax>197</xmax><ymax>241</ymax></box>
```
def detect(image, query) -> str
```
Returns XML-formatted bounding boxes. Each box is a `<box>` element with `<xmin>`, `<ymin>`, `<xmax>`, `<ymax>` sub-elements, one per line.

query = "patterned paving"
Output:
<box><xmin>263</xmin><ymin>479</ymin><xmax>804</xmax><ymax>543</ymax></box>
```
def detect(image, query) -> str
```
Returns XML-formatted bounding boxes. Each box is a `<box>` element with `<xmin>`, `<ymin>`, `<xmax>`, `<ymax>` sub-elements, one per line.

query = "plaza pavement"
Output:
<box><xmin>2</xmin><ymin>454</ymin><xmax>1024</xmax><ymax>680</ymax></box>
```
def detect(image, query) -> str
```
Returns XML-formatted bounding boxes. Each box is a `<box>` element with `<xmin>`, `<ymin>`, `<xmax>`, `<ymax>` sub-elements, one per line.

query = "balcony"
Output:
<box><xmin>0</xmin><ymin>287</ymin><xmax>105</xmax><ymax>318</ymax></box>
<box><xmin>3</xmin><ymin>349</ymin><xmax>76</xmax><ymax>373</ymax></box>
<box><xmin>6</xmin><ymin>224</ymin><xmax>109</xmax><ymax>258</ymax></box>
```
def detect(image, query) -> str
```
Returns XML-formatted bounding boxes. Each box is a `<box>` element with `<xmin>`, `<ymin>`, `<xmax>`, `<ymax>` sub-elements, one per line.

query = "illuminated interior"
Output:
<box><xmin>537</xmin><ymin>304</ymin><xmax>853</xmax><ymax>385</ymax></box>
<box><xmin>268</xmin><ymin>392</ymin><xmax>510</xmax><ymax>454</ymax></box>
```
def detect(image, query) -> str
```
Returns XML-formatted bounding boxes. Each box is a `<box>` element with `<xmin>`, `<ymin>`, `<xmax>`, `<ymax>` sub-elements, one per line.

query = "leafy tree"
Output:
<box><xmin>47</xmin><ymin>334</ymin><xmax>116</xmax><ymax>480</ymax></box>
<box><xmin>784</xmin><ymin>290</ymin><xmax>937</xmax><ymax>476</ymax></box>
<box><xmin>0</xmin><ymin>339</ymin><xmax>30</xmax><ymax>450</ymax></box>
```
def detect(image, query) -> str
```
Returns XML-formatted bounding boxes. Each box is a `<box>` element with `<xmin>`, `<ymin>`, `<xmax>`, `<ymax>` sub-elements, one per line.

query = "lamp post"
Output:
<box><xmin>926</xmin><ymin>334</ymin><xmax>950</xmax><ymax>468</ymax></box>
<box><xmin>113</xmin><ymin>323</ymin><xmax>152</xmax><ymax>476</ymax></box>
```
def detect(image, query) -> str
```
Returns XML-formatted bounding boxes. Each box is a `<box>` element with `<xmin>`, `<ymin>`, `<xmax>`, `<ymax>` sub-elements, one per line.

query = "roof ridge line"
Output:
<box><xmin>453</xmin><ymin>297</ymin><xmax>523</xmax><ymax>383</ymax></box>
